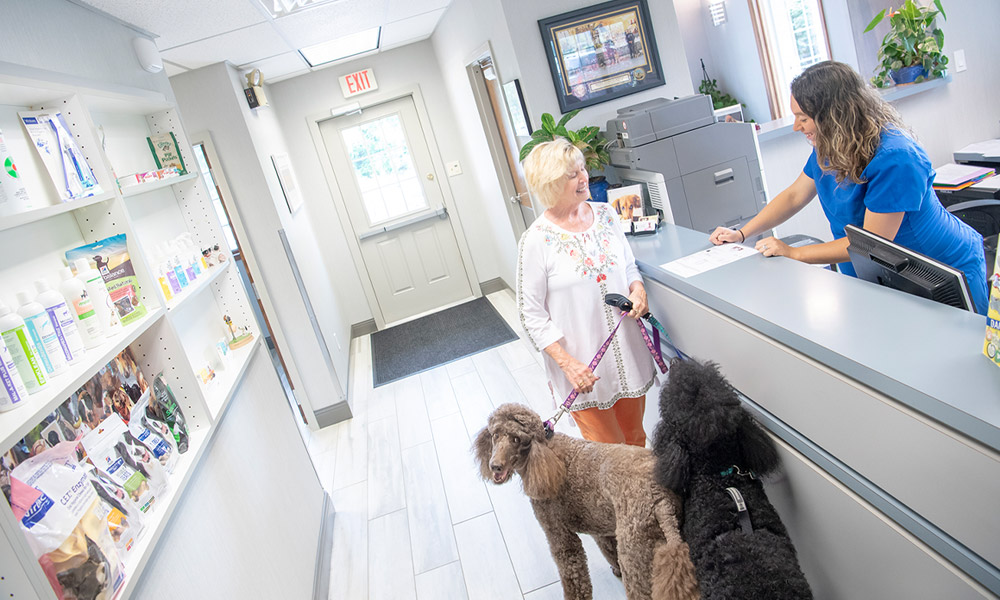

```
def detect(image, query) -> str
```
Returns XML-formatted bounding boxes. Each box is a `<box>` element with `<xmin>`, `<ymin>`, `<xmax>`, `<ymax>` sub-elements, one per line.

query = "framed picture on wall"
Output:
<box><xmin>538</xmin><ymin>0</ymin><xmax>665</xmax><ymax>113</ymax></box>
<box><xmin>271</xmin><ymin>153</ymin><xmax>303</xmax><ymax>214</ymax></box>
<box><xmin>502</xmin><ymin>79</ymin><xmax>533</xmax><ymax>136</ymax></box>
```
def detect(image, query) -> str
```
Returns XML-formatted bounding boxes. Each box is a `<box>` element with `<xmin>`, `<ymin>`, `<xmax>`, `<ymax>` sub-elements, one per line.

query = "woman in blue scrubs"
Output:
<box><xmin>710</xmin><ymin>61</ymin><xmax>988</xmax><ymax>315</ymax></box>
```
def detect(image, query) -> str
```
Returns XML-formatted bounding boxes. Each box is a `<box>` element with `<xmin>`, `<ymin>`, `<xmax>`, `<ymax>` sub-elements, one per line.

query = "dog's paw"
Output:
<box><xmin>610</xmin><ymin>565</ymin><xmax>622</xmax><ymax>578</ymax></box>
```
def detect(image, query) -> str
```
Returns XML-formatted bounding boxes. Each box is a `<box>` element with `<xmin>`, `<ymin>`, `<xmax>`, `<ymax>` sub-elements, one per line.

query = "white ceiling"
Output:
<box><xmin>76</xmin><ymin>0</ymin><xmax>452</xmax><ymax>82</ymax></box>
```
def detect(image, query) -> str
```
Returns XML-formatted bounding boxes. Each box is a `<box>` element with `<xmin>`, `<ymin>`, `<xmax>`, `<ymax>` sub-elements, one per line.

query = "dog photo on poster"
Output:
<box><xmin>539</xmin><ymin>0</ymin><xmax>665</xmax><ymax>113</ymax></box>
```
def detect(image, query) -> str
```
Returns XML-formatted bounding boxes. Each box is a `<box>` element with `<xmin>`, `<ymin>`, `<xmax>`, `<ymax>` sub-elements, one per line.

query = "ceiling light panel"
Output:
<box><xmin>76</xmin><ymin>0</ymin><xmax>267</xmax><ymax>49</ymax></box>
<box><xmin>299</xmin><ymin>26</ymin><xmax>381</xmax><ymax>67</ymax></box>
<box><xmin>256</xmin><ymin>0</ymin><xmax>341</xmax><ymax>17</ymax></box>
<box><xmin>272</xmin><ymin>0</ymin><xmax>382</xmax><ymax>48</ymax></box>
<box><xmin>162</xmin><ymin>23</ymin><xmax>293</xmax><ymax>70</ymax></box>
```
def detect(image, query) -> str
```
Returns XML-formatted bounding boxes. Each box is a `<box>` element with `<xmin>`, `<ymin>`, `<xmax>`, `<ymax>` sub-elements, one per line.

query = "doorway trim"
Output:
<box><xmin>466</xmin><ymin>42</ymin><xmax>531</xmax><ymax>242</ymax></box>
<box><xmin>189</xmin><ymin>130</ymin><xmax>320</xmax><ymax>429</ymax></box>
<box><xmin>307</xmin><ymin>84</ymin><xmax>481</xmax><ymax>330</ymax></box>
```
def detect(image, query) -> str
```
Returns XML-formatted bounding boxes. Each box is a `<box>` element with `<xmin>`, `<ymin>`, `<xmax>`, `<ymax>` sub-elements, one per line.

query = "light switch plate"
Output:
<box><xmin>446</xmin><ymin>161</ymin><xmax>462</xmax><ymax>176</ymax></box>
<box><xmin>955</xmin><ymin>49</ymin><xmax>967</xmax><ymax>72</ymax></box>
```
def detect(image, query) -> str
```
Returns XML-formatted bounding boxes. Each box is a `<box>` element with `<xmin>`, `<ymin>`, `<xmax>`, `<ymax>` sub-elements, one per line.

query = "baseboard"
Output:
<box><xmin>480</xmin><ymin>277</ymin><xmax>510</xmax><ymax>295</ymax></box>
<box><xmin>315</xmin><ymin>400</ymin><xmax>353</xmax><ymax>428</ymax></box>
<box><xmin>312</xmin><ymin>492</ymin><xmax>336</xmax><ymax>600</ymax></box>
<box><xmin>350</xmin><ymin>319</ymin><xmax>377</xmax><ymax>338</ymax></box>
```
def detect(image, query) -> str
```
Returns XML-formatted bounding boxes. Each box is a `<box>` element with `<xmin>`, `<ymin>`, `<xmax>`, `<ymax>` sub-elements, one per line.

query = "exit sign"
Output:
<box><xmin>339</xmin><ymin>68</ymin><xmax>378</xmax><ymax>98</ymax></box>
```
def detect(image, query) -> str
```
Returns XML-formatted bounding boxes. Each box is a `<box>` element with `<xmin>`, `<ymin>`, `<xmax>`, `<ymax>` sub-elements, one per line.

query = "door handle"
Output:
<box><xmin>426</xmin><ymin>173</ymin><xmax>435</xmax><ymax>181</ymax></box>
<box><xmin>509</xmin><ymin>192</ymin><xmax>529</xmax><ymax>205</ymax></box>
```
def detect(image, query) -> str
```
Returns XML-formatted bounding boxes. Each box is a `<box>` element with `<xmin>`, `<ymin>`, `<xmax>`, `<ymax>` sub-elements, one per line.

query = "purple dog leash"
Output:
<box><xmin>542</xmin><ymin>296</ymin><xmax>671</xmax><ymax>438</ymax></box>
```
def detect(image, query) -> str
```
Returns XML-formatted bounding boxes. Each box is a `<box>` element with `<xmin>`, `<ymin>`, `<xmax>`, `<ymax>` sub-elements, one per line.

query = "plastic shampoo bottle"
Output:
<box><xmin>0</xmin><ymin>302</ymin><xmax>47</xmax><ymax>393</ymax></box>
<box><xmin>0</xmin><ymin>336</ymin><xmax>29</xmax><ymax>411</ymax></box>
<box><xmin>59</xmin><ymin>266</ymin><xmax>105</xmax><ymax>349</ymax></box>
<box><xmin>16</xmin><ymin>291</ymin><xmax>66</xmax><ymax>376</ymax></box>
<box><xmin>73</xmin><ymin>258</ymin><xmax>121</xmax><ymax>336</ymax></box>
<box><xmin>35</xmin><ymin>279</ymin><xmax>86</xmax><ymax>364</ymax></box>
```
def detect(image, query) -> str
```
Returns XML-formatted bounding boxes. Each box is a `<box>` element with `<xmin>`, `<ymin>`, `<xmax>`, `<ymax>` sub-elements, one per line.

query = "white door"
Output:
<box><xmin>321</xmin><ymin>96</ymin><xmax>473</xmax><ymax>325</ymax></box>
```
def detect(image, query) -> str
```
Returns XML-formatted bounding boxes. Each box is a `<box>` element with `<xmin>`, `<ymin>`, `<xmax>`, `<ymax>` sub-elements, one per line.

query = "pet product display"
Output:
<box><xmin>146</xmin><ymin>132</ymin><xmax>187</xmax><ymax>175</ymax></box>
<box><xmin>85</xmin><ymin>464</ymin><xmax>145</xmax><ymax>555</ymax></box>
<box><xmin>69</xmin><ymin>259</ymin><xmax>122</xmax><ymax>336</ymax></box>
<box><xmin>10</xmin><ymin>442</ymin><xmax>125</xmax><ymax>600</ymax></box>
<box><xmin>150</xmin><ymin>373</ymin><xmax>189</xmax><ymax>453</ymax></box>
<box><xmin>18</xmin><ymin>110</ymin><xmax>103</xmax><ymax>201</ymax></box>
<box><xmin>0</xmin><ymin>335</ymin><xmax>29</xmax><ymax>411</ymax></box>
<box><xmin>0</xmin><ymin>302</ymin><xmax>47</xmax><ymax>393</ymax></box>
<box><xmin>0</xmin><ymin>127</ymin><xmax>34</xmax><ymax>215</ymax></box>
<box><xmin>58</xmin><ymin>266</ymin><xmax>105</xmax><ymax>349</ymax></box>
<box><xmin>983</xmin><ymin>249</ymin><xmax>1000</xmax><ymax>367</ymax></box>
<box><xmin>35</xmin><ymin>279</ymin><xmax>86</xmax><ymax>364</ymax></box>
<box><xmin>16</xmin><ymin>291</ymin><xmax>67</xmax><ymax>376</ymax></box>
<box><xmin>80</xmin><ymin>414</ymin><xmax>164</xmax><ymax>514</ymax></box>
<box><xmin>67</xmin><ymin>235</ymin><xmax>147</xmax><ymax>327</ymax></box>
<box><xmin>223</xmin><ymin>314</ymin><xmax>254</xmax><ymax>350</ymax></box>
<box><xmin>127</xmin><ymin>389</ymin><xmax>178</xmax><ymax>473</ymax></box>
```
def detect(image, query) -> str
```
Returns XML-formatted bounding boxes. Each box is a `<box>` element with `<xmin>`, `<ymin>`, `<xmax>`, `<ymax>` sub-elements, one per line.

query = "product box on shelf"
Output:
<box><xmin>146</xmin><ymin>132</ymin><xmax>187</xmax><ymax>176</ymax></box>
<box><xmin>116</xmin><ymin>166</ymin><xmax>182</xmax><ymax>191</ymax></box>
<box><xmin>67</xmin><ymin>234</ymin><xmax>148</xmax><ymax>326</ymax></box>
<box><xmin>18</xmin><ymin>110</ymin><xmax>103</xmax><ymax>202</ymax></box>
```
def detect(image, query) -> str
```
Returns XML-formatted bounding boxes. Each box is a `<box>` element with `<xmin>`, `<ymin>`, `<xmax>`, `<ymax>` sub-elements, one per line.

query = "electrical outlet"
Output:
<box><xmin>955</xmin><ymin>49</ymin><xmax>967</xmax><ymax>73</ymax></box>
<box><xmin>446</xmin><ymin>161</ymin><xmax>462</xmax><ymax>176</ymax></box>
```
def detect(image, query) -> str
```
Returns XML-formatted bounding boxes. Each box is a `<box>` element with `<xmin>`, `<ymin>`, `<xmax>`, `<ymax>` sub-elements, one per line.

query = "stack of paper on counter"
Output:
<box><xmin>933</xmin><ymin>163</ymin><xmax>996</xmax><ymax>191</ymax></box>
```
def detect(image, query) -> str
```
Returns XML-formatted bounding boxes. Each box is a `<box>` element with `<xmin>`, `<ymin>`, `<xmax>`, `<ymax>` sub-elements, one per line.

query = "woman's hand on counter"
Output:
<box><xmin>709</xmin><ymin>226</ymin><xmax>744</xmax><ymax>245</ymax></box>
<box><xmin>754</xmin><ymin>236</ymin><xmax>796</xmax><ymax>259</ymax></box>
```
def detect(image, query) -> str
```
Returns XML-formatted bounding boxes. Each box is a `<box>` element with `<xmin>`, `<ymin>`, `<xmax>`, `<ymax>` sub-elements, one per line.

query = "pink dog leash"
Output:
<box><xmin>542</xmin><ymin>299</ymin><xmax>669</xmax><ymax>438</ymax></box>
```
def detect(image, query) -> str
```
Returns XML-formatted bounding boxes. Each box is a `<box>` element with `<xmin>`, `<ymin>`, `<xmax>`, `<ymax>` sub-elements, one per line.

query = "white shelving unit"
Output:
<box><xmin>0</xmin><ymin>65</ymin><xmax>262</xmax><ymax>600</ymax></box>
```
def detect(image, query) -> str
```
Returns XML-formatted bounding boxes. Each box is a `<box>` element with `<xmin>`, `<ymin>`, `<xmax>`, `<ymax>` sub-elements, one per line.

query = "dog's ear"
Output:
<box><xmin>738</xmin><ymin>414</ymin><xmax>780</xmax><ymax>476</ymax></box>
<box><xmin>521</xmin><ymin>438</ymin><xmax>566</xmax><ymax>499</ymax></box>
<box><xmin>471</xmin><ymin>426</ymin><xmax>493</xmax><ymax>480</ymax></box>
<box><xmin>653</xmin><ymin>437</ymin><xmax>691</xmax><ymax>494</ymax></box>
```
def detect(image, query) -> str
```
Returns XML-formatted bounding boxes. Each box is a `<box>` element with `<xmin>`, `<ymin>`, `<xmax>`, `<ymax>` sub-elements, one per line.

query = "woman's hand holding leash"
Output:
<box><xmin>626</xmin><ymin>282</ymin><xmax>647</xmax><ymax>320</ymax></box>
<box><xmin>544</xmin><ymin>342</ymin><xmax>600</xmax><ymax>394</ymax></box>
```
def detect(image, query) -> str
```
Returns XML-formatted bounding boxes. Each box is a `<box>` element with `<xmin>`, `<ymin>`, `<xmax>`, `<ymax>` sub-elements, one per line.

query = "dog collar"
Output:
<box><xmin>719</xmin><ymin>465</ymin><xmax>756</xmax><ymax>479</ymax></box>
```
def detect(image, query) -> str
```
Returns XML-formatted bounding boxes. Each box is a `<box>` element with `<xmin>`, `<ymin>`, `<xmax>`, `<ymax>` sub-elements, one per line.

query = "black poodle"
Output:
<box><xmin>652</xmin><ymin>360</ymin><xmax>812</xmax><ymax>599</ymax></box>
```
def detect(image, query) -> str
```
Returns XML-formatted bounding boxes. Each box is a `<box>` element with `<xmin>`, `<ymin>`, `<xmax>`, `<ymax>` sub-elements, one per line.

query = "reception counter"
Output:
<box><xmin>630</xmin><ymin>224</ymin><xmax>1000</xmax><ymax>599</ymax></box>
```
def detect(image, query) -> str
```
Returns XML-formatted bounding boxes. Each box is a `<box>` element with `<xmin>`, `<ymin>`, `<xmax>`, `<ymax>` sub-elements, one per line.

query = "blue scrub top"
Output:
<box><xmin>803</xmin><ymin>129</ymin><xmax>988</xmax><ymax>315</ymax></box>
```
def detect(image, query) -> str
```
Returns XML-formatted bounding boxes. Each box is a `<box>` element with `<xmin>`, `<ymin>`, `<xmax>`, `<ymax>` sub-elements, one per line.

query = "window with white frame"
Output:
<box><xmin>750</xmin><ymin>0</ymin><xmax>832</xmax><ymax>118</ymax></box>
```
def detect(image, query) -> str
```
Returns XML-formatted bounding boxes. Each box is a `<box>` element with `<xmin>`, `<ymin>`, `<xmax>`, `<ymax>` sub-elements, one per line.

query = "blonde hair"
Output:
<box><xmin>521</xmin><ymin>138</ymin><xmax>585</xmax><ymax>209</ymax></box>
<box><xmin>791</xmin><ymin>61</ymin><xmax>908</xmax><ymax>185</ymax></box>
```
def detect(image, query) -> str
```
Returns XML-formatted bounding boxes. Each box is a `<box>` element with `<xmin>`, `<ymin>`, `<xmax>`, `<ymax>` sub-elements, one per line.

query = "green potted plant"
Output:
<box><xmin>864</xmin><ymin>0</ymin><xmax>948</xmax><ymax>88</ymax></box>
<box><xmin>698</xmin><ymin>59</ymin><xmax>750</xmax><ymax>123</ymax></box>
<box><xmin>518</xmin><ymin>109</ymin><xmax>612</xmax><ymax>202</ymax></box>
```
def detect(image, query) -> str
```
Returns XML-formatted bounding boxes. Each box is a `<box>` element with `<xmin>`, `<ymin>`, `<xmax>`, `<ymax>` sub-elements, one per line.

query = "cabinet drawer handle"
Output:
<box><xmin>714</xmin><ymin>168</ymin><xmax>735</xmax><ymax>185</ymax></box>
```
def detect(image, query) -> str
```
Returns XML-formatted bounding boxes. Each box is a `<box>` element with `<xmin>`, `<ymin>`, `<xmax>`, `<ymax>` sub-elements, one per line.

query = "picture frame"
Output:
<box><xmin>271</xmin><ymin>153</ymin><xmax>303</xmax><ymax>214</ymax></box>
<box><xmin>538</xmin><ymin>0</ymin><xmax>665</xmax><ymax>113</ymax></box>
<box><xmin>502</xmin><ymin>79</ymin><xmax>533</xmax><ymax>137</ymax></box>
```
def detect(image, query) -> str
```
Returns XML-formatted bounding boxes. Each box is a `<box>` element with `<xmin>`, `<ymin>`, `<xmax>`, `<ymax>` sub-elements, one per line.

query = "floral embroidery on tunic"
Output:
<box><xmin>539</xmin><ymin>208</ymin><xmax>619</xmax><ymax>281</ymax></box>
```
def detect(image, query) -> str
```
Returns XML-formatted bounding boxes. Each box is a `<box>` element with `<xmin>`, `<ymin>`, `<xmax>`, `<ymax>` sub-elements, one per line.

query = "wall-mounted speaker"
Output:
<box><xmin>133</xmin><ymin>37</ymin><xmax>164</xmax><ymax>74</ymax></box>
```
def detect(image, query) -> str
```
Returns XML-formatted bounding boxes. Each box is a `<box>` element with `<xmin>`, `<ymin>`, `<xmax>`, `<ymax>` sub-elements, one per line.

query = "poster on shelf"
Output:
<box><xmin>146</xmin><ymin>132</ymin><xmax>187</xmax><ymax>175</ymax></box>
<box><xmin>66</xmin><ymin>234</ymin><xmax>148</xmax><ymax>326</ymax></box>
<box><xmin>18</xmin><ymin>110</ymin><xmax>103</xmax><ymax>202</ymax></box>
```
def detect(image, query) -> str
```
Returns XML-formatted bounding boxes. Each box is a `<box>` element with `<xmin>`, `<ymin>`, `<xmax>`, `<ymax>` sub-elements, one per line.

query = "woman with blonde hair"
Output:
<box><xmin>517</xmin><ymin>138</ymin><xmax>655</xmax><ymax>446</ymax></box>
<box><xmin>710</xmin><ymin>60</ymin><xmax>987</xmax><ymax>314</ymax></box>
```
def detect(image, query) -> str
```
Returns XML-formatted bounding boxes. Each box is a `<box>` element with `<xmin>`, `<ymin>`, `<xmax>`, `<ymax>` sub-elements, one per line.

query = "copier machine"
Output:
<box><xmin>606</xmin><ymin>95</ymin><xmax>768</xmax><ymax>235</ymax></box>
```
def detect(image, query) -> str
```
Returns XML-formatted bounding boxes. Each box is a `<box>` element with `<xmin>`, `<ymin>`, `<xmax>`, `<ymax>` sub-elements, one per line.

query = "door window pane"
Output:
<box><xmin>341</xmin><ymin>113</ymin><xmax>428</xmax><ymax>225</ymax></box>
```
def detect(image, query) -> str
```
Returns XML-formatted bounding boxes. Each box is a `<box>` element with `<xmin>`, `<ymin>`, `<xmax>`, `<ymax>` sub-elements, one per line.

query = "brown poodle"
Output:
<box><xmin>473</xmin><ymin>403</ymin><xmax>700</xmax><ymax>600</ymax></box>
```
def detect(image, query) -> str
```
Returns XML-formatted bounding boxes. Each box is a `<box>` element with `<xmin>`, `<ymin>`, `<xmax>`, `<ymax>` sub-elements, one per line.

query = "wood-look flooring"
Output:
<box><xmin>300</xmin><ymin>290</ymin><xmax>666</xmax><ymax>599</ymax></box>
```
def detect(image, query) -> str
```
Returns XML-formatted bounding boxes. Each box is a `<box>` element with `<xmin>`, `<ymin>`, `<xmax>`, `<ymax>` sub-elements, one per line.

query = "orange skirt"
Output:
<box><xmin>569</xmin><ymin>395</ymin><xmax>646</xmax><ymax>446</ymax></box>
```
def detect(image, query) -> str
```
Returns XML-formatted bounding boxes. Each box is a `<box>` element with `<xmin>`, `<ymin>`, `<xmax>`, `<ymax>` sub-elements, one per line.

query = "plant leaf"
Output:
<box><xmin>557</xmin><ymin>109</ymin><xmax>580</xmax><ymax>129</ymax></box>
<box><xmin>933</xmin><ymin>0</ymin><xmax>946</xmax><ymax>20</ymax></box>
<box><xmin>541</xmin><ymin>112</ymin><xmax>555</xmax><ymax>133</ymax></box>
<box><xmin>519</xmin><ymin>139</ymin><xmax>538</xmax><ymax>162</ymax></box>
<box><xmin>864</xmin><ymin>8</ymin><xmax>886</xmax><ymax>32</ymax></box>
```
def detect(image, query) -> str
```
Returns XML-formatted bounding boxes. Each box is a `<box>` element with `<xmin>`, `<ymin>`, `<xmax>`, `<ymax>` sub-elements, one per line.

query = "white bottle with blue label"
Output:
<box><xmin>15</xmin><ymin>290</ymin><xmax>66</xmax><ymax>376</ymax></box>
<box><xmin>0</xmin><ymin>335</ymin><xmax>28</xmax><ymax>411</ymax></box>
<box><xmin>35</xmin><ymin>279</ymin><xmax>85</xmax><ymax>365</ymax></box>
<box><xmin>0</xmin><ymin>302</ymin><xmax>47</xmax><ymax>393</ymax></box>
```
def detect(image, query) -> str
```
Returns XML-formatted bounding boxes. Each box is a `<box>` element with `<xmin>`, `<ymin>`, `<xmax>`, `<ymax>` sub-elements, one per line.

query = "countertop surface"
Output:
<box><xmin>629</xmin><ymin>223</ymin><xmax>1000</xmax><ymax>450</ymax></box>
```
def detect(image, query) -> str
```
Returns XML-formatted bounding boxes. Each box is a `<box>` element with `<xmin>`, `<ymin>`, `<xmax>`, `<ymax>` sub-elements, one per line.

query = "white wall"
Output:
<box><xmin>170</xmin><ymin>62</ymin><xmax>347</xmax><ymax>413</ymax></box>
<box><xmin>267</xmin><ymin>40</ymin><xmax>496</xmax><ymax>320</ymax></box>
<box><xmin>502</xmin><ymin>0</ymin><xmax>695</xmax><ymax>138</ymax></box>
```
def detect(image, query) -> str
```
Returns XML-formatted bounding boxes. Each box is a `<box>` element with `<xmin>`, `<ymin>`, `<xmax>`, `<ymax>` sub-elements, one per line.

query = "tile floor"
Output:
<box><xmin>298</xmin><ymin>290</ymin><xmax>666</xmax><ymax>599</ymax></box>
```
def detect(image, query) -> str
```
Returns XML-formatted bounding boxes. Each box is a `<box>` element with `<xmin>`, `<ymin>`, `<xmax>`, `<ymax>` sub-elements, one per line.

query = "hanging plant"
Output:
<box><xmin>864</xmin><ymin>0</ymin><xmax>948</xmax><ymax>88</ymax></box>
<box><xmin>698</xmin><ymin>59</ymin><xmax>740</xmax><ymax>110</ymax></box>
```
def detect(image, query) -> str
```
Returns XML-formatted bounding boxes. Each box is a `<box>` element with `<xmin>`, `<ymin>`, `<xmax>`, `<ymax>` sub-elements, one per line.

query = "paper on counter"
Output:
<box><xmin>661</xmin><ymin>243</ymin><xmax>759</xmax><ymax>278</ymax></box>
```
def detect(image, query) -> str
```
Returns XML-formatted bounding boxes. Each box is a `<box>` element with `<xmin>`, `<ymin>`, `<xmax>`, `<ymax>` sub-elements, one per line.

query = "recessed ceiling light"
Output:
<box><xmin>258</xmin><ymin>0</ymin><xmax>339</xmax><ymax>18</ymax></box>
<box><xmin>299</xmin><ymin>27</ymin><xmax>381</xmax><ymax>67</ymax></box>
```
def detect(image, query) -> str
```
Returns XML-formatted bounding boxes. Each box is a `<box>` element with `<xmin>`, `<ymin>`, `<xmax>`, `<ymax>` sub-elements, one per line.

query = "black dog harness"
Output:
<box><xmin>721</xmin><ymin>465</ymin><xmax>757</xmax><ymax>534</ymax></box>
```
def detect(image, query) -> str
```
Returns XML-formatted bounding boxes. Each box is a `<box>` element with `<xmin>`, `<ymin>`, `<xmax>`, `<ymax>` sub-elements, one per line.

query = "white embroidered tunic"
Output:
<box><xmin>516</xmin><ymin>202</ymin><xmax>656</xmax><ymax>411</ymax></box>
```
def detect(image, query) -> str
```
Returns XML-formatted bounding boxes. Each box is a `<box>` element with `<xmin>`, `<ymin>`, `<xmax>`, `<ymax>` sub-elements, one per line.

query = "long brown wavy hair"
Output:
<box><xmin>790</xmin><ymin>61</ymin><xmax>908</xmax><ymax>184</ymax></box>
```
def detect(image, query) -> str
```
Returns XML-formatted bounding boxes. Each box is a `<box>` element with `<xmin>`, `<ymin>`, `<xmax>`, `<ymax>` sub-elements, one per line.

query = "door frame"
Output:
<box><xmin>189</xmin><ymin>130</ymin><xmax>319</xmax><ymax>429</ymax></box>
<box><xmin>307</xmin><ymin>84</ymin><xmax>481</xmax><ymax>330</ymax></box>
<box><xmin>466</xmin><ymin>42</ymin><xmax>531</xmax><ymax>241</ymax></box>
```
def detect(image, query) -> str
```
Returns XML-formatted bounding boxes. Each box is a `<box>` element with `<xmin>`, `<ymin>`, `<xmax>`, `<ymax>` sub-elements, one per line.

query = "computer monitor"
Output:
<box><xmin>845</xmin><ymin>224</ymin><xmax>976</xmax><ymax>312</ymax></box>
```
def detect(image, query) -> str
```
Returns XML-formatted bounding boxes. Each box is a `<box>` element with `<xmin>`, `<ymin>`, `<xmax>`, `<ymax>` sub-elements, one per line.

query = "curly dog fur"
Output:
<box><xmin>473</xmin><ymin>403</ymin><xmax>700</xmax><ymax>600</ymax></box>
<box><xmin>652</xmin><ymin>360</ymin><xmax>812</xmax><ymax>599</ymax></box>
